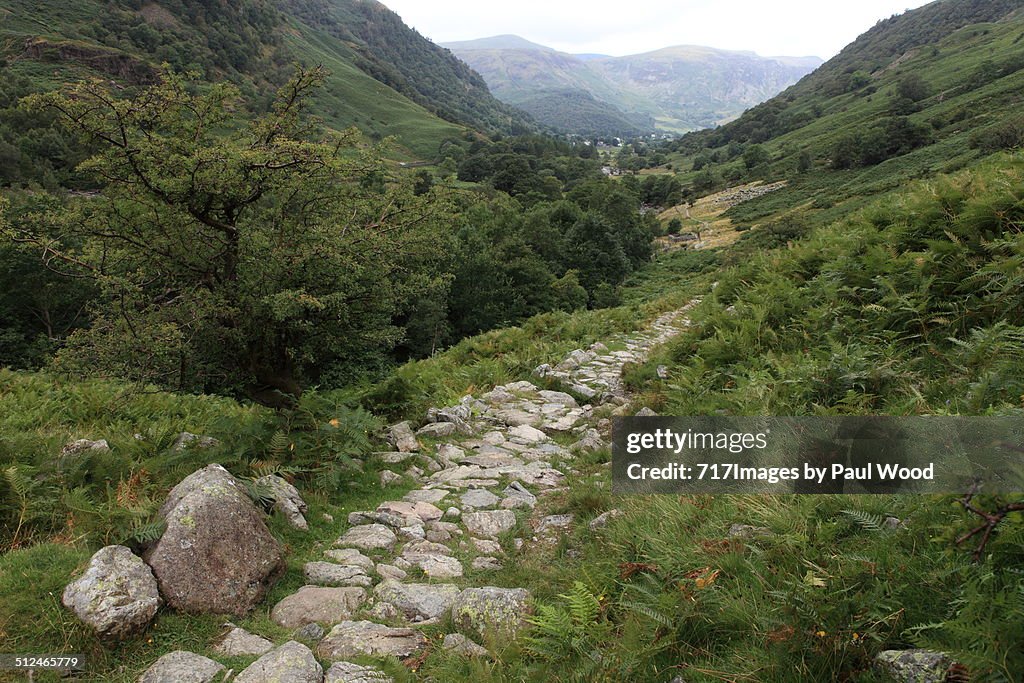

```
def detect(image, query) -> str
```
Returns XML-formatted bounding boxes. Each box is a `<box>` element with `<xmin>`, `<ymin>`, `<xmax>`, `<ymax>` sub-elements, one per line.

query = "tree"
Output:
<box><xmin>742</xmin><ymin>144</ymin><xmax>770</xmax><ymax>170</ymax></box>
<box><xmin>8</xmin><ymin>68</ymin><xmax>448</xmax><ymax>403</ymax></box>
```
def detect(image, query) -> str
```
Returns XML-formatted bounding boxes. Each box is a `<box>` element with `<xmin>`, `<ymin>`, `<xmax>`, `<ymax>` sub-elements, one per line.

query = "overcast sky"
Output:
<box><xmin>379</xmin><ymin>0</ymin><xmax>934</xmax><ymax>59</ymax></box>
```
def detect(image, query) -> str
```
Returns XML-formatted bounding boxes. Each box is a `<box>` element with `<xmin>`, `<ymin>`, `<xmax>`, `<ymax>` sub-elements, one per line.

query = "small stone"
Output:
<box><xmin>443</xmin><ymin>632</ymin><xmax>491</xmax><ymax>657</ymax></box>
<box><xmin>404</xmin><ymin>488</ymin><xmax>449</xmax><ymax>505</ymax></box>
<box><xmin>367</xmin><ymin>601</ymin><xmax>401</xmax><ymax>621</ymax></box>
<box><xmin>472</xmin><ymin>538</ymin><xmax>502</xmax><ymax>554</ymax></box>
<box><xmin>374</xmin><ymin>580</ymin><xmax>460</xmax><ymax>621</ymax></box>
<box><xmin>375</xmin><ymin>451</ymin><xmax>414</xmax><ymax>464</ymax></box>
<box><xmin>171</xmin><ymin>432</ymin><xmax>219</xmax><ymax>451</ymax></box>
<box><xmin>304</xmin><ymin>562</ymin><xmax>372</xmax><ymax>587</ymax></box>
<box><xmin>60</xmin><ymin>438</ymin><xmax>110</xmax><ymax>457</ymax></box>
<box><xmin>656</xmin><ymin>365</ymin><xmax>670</xmax><ymax>379</ymax></box>
<box><xmin>417</xmin><ymin>422</ymin><xmax>458</xmax><ymax>438</ymax></box>
<box><xmin>471</xmin><ymin>557</ymin><xmax>503</xmax><ymax>571</ymax></box>
<box><xmin>271</xmin><ymin>586</ymin><xmax>367</xmax><ymax>629</ymax></box>
<box><xmin>323</xmin><ymin>548</ymin><xmax>375</xmax><ymax>572</ymax></box>
<box><xmin>874</xmin><ymin>649</ymin><xmax>952</xmax><ymax>683</ymax></box>
<box><xmin>379</xmin><ymin>470</ymin><xmax>402</xmax><ymax>487</ymax></box>
<box><xmin>294</xmin><ymin>622</ymin><xmax>326</xmax><ymax>643</ymax></box>
<box><xmin>463</xmin><ymin>510</ymin><xmax>517</xmax><ymax>538</ymax></box>
<box><xmin>386</xmin><ymin>421</ymin><xmax>419</xmax><ymax>453</ymax></box>
<box><xmin>235</xmin><ymin>640</ymin><xmax>322</xmax><ymax>683</ymax></box>
<box><xmin>727</xmin><ymin>523</ymin><xmax>771</xmax><ymax>540</ymax></box>
<box><xmin>571</xmin><ymin>428</ymin><xmax>605</xmax><ymax>453</ymax></box>
<box><xmin>376</xmin><ymin>563</ymin><xmax>407</xmax><ymax>581</ymax></box>
<box><xmin>537</xmin><ymin>514</ymin><xmax>574</xmax><ymax>534</ymax></box>
<box><xmin>317</xmin><ymin>621</ymin><xmax>427</xmax><ymax>660</ymax></box>
<box><xmin>635</xmin><ymin>407</ymin><xmax>658</xmax><ymax>417</ymax></box>
<box><xmin>435</xmin><ymin>443</ymin><xmax>465</xmax><ymax>467</ymax></box>
<box><xmin>138</xmin><ymin>651</ymin><xmax>224</xmax><ymax>683</ymax></box>
<box><xmin>461</xmin><ymin>489</ymin><xmax>501</xmax><ymax>510</ymax></box>
<box><xmin>212</xmin><ymin>625</ymin><xmax>274</xmax><ymax>656</ymax></box>
<box><xmin>336</xmin><ymin>524</ymin><xmax>397</xmax><ymax>551</ymax></box>
<box><xmin>589</xmin><ymin>509</ymin><xmax>624</xmax><ymax>530</ymax></box>
<box><xmin>445</xmin><ymin>506</ymin><xmax>461</xmax><ymax>520</ymax></box>
<box><xmin>376</xmin><ymin>500</ymin><xmax>443</xmax><ymax>524</ymax></box>
<box><xmin>326</xmin><ymin>661</ymin><xmax>395</xmax><ymax>683</ymax></box>
<box><xmin>883</xmin><ymin>516</ymin><xmax>907</xmax><ymax>530</ymax></box>
<box><xmin>481</xmin><ymin>431</ymin><xmax>506</xmax><ymax>445</ymax></box>
<box><xmin>508</xmin><ymin>424</ymin><xmax>548</xmax><ymax>444</ymax></box>
<box><xmin>63</xmin><ymin>545</ymin><xmax>161</xmax><ymax>640</ymax></box>
<box><xmin>255</xmin><ymin>474</ymin><xmax>308</xmax><ymax>530</ymax></box>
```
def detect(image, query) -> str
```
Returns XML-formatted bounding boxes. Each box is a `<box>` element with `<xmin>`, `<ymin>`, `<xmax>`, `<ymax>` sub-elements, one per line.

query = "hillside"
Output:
<box><xmin>444</xmin><ymin>35</ymin><xmax>822</xmax><ymax>135</ymax></box>
<box><xmin>0</xmin><ymin>0</ymin><xmax>524</xmax><ymax>160</ymax></box>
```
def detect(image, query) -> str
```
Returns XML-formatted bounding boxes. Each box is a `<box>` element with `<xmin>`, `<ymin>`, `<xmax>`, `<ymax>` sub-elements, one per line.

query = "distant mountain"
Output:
<box><xmin>443</xmin><ymin>35</ymin><xmax>822</xmax><ymax>135</ymax></box>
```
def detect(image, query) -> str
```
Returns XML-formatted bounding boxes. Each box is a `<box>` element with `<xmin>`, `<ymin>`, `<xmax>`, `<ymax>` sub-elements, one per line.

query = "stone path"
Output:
<box><xmin>142</xmin><ymin>303</ymin><xmax>699</xmax><ymax>683</ymax></box>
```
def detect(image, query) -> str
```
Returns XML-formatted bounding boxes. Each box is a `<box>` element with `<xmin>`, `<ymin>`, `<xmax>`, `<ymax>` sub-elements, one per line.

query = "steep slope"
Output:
<box><xmin>445</xmin><ymin>35</ymin><xmax>821</xmax><ymax>135</ymax></box>
<box><xmin>0</xmin><ymin>0</ymin><xmax>519</xmax><ymax>159</ymax></box>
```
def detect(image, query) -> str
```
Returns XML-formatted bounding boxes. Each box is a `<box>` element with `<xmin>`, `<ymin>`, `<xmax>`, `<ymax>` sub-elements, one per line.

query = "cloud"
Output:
<box><xmin>381</xmin><ymin>0</ymin><xmax>933</xmax><ymax>58</ymax></box>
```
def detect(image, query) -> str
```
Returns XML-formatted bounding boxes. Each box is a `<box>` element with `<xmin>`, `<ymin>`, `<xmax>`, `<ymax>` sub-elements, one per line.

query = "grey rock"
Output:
<box><xmin>463</xmin><ymin>510</ymin><xmax>517</xmax><ymax>538</ymax></box>
<box><xmin>501</xmin><ymin>482</ymin><xmax>537</xmax><ymax>509</ymax></box>
<box><xmin>375</xmin><ymin>451</ymin><xmax>414</xmax><ymax>464</ymax></box>
<box><xmin>376</xmin><ymin>500</ymin><xmax>443</xmax><ymax>524</ymax></box>
<box><xmin>403</xmin><ymin>488</ymin><xmax>449</xmax><ymax>505</ymax></box>
<box><xmin>727</xmin><ymin>523</ymin><xmax>771</xmax><ymax>540</ymax></box>
<box><xmin>323</xmin><ymin>548</ymin><xmax>375</xmax><ymax>572</ymax></box>
<box><xmin>212</xmin><ymin>625</ymin><xmax>274</xmax><ymax>656</ymax></box>
<box><xmin>507</xmin><ymin>424</ymin><xmax>547</xmax><ymax>444</ymax></box>
<box><xmin>532</xmin><ymin>363</ymin><xmax>552</xmax><ymax>378</ymax></box>
<box><xmin>235</xmin><ymin>641</ymin><xmax>322</xmax><ymax>683</ymax></box>
<box><xmin>271</xmin><ymin>586</ymin><xmax>367</xmax><ymax>629</ymax></box>
<box><xmin>378</xmin><ymin>470</ymin><xmax>402</xmax><ymax>487</ymax></box>
<box><xmin>138</xmin><ymin>651</ymin><xmax>224</xmax><ymax>683</ymax></box>
<box><xmin>336</xmin><ymin>523</ymin><xmax>397</xmax><ymax>551</ymax></box>
<box><xmin>445</xmin><ymin>506</ymin><xmax>461</xmax><ymax>520</ymax></box>
<box><xmin>171</xmin><ymin>432</ymin><xmax>219</xmax><ymax>451</ymax></box>
<box><xmin>63</xmin><ymin>545</ymin><xmax>160</xmax><ymax>640</ymax></box>
<box><xmin>145</xmin><ymin>464</ymin><xmax>284</xmax><ymax>615</ymax></box>
<box><xmin>416</xmin><ymin>422</ymin><xmax>457</xmax><ymax>438</ymax></box>
<box><xmin>317</xmin><ymin>621</ymin><xmax>427</xmax><ymax>660</ymax></box>
<box><xmin>256</xmin><ymin>474</ymin><xmax>308</xmax><ymax>530</ymax></box>
<box><xmin>471</xmin><ymin>557</ymin><xmax>503</xmax><ymax>571</ymax></box>
<box><xmin>874</xmin><ymin>649</ymin><xmax>952</xmax><ymax>683</ymax></box>
<box><xmin>304</xmin><ymin>561</ymin><xmax>372</xmax><ymax>587</ymax></box>
<box><xmin>374</xmin><ymin>579</ymin><xmax>460</xmax><ymax>621</ymax></box>
<box><xmin>634</xmin><ymin>407</ymin><xmax>658</xmax><ymax>417</ymax></box>
<box><xmin>883</xmin><ymin>516</ymin><xmax>907</xmax><ymax>530</ymax></box>
<box><xmin>460</xmin><ymin>489</ymin><xmax>501</xmax><ymax>510</ymax></box>
<box><xmin>536</xmin><ymin>514</ymin><xmax>573</xmax><ymax>534</ymax></box>
<box><xmin>451</xmin><ymin>587</ymin><xmax>531</xmax><ymax>639</ymax></box>
<box><xmin>589</xmin><ymin>509</ymin><xmax>624</xmax><ymax>530</ymax></box>
<box><xmin>376</xmin><ymin>563</ymin><xmax>407</xmax><ymax>581</ymax></box>
<box><xmin>434</xmin><ymin>444</ymin><xmax>465</xmax><ymax>467</ymax></box>
<box><xmin>325</xmin><ymin>661</ymin><xmax>394</xmax><ymax>683</ymax></box>
<box><xmin>443</xmin><ymin>633</ymin><xmax>491</xmax><ymax>657</ymax></box>
<box><xmin>472</xmin><ymin>538</ymin><xmax>502</xmax><ymax>554</ymax></box>
<box><xmin>571</xmin><ymin>428</ymin><xmax>605</xmax><ymax>453</ymax></box>
<box><xmin>385</xmin><ymin>421</ymin><xmax>419</xmax><ymax>453</ymax></box>
<box><xmin>60</xmin><ymin>438</ymin><xmax>110</xmax><ymax>457</ymax></box>
<box><xmin>657</xmin><ymin>365</ymin><xmax>670</xmax><ymax>379</ymax></box>
<box><xmin>367</xmin><ymin>601</ymin><xmax>401</xmax><ymax>621</ymax></box>
<box><xmin>294</xmin><ymin>622</ymin><xmax>326</xmax><ymax>643</ymax></box>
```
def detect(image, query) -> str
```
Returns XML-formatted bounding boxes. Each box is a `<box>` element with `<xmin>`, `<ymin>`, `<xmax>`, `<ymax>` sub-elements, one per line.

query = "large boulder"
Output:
<box><xmin>62</xmin><ymin>545</ymin><xmax>160</xmax><ymax>640</ymax></box>
<box><xmin>451</xmin><ymin>587</ymin><xmax>531</xmax><ymax>640</ymax></box>
<box><xmin>317</xmin><ymin>620</ymin><xmax>427</xmax><ymax>660</ymax></box>
<box><xmin>137</xmin><ymin>651</ymin><xmax>225</xmax><ymax>683</ymax></box>
<box><xmin>234</xmin><ymin>641</ymin><xmax>322</xmax><ymax>683</ymax></box>
<box><xmin>271</xmin><ymin>586</ymin><xmax>367</xmax><ymax>629</ymax></box>
<box><xmin>144</xmin><ymin>464</ymin><xmax>284</xmax><ymax>615</ymax></box>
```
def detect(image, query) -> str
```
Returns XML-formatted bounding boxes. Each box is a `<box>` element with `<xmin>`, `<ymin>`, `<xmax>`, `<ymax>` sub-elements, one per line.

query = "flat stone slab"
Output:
<box><xmin>234</xmin><ymin>640</ymin><xmax>322</xmax><ymax>683</ymax></box>
<box><xmin>304</xmin><ymin>562</ymin><xmax>372</xmax><ymax>587</ymax></box>
<box><xmin>326</xmin><ymin>661</ymin><xmax>395</xmax><ymax>683</ymax></box>
<box><xmin>460</xmin><ymin>489</ymin><xmax>501</xmax><ymax>510</ymax></box>
<box><xmin>374</xmin><ymin>579</ymin><xmax>460</xmax><ymax>621</ymax></box>
<box><xmin>336</xmin><ymin>523</ymin><xmax>397</xmax><ymax>551</ymax></box>
<box><xmin>403</xmin><ymin>489</ymin><xmax>449</xmax><ymax>505</ymax></box>
<box><xmin>317</xmin><ymin>621</ymin><xmax>427</xmax><ymax>660</ymax></box>
<box><xmin>451</xmin><ymin>587</ymin><xmax>531</xmax><ymax>640</ymax></box>
<box><xmin>138</xmin><ymin>651</ymin><xmax>225</xmax><ymax>683</ymax></box>
<box><xmin>271</xmin><ymin>586</ymin><xmax>367</xmax><ymax>629</ymax></box>
<box><xmin>212</xmin><ymin>625</ymin><xmax>274</xmax><ymax>657</ymax></box>
<box><xmin>463</xmin><ymin>510</ymin><xmax>517</xmax><ymax>538</ymax></box>
<box><xmin>322</xmin><ymin>548</ymin><xmax>375</xmax><ymax>571</ymax></box>
<box><xmin>376</xmin><ymin>500</ymin><xmax>443</xmax><ymax>524</ymax></box>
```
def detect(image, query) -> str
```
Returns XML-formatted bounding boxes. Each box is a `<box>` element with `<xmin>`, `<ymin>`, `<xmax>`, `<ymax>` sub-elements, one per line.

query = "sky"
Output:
<box><xmin>379</xmin><ymin>0</ymin><xmax>934</xmax><ymax>59</ymax></box>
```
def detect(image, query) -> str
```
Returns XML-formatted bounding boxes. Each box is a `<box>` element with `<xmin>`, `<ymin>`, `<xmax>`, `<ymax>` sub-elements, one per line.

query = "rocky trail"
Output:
<box><xmin>70</xmin><ymin>303</ymin><xmax>699</xmax><ymax>683</ymax></box>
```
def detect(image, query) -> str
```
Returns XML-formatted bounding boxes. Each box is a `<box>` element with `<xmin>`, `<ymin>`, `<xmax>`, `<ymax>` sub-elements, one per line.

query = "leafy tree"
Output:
<box><xmin>7</xmin><ymin>68</ymin><xmax>448</xmax><ymax>403</ymax></box>
<box><xmin>743</xmin><ymin>144</ymin><xmax>770</xmax><ymax>170</ymax></box>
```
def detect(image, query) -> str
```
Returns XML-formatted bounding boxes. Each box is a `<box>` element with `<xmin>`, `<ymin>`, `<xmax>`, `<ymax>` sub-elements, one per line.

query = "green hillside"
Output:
<box><xmin>0</xmin><ymin>0</ymin><xmax>517</xmax><ymax>159</ymax></box>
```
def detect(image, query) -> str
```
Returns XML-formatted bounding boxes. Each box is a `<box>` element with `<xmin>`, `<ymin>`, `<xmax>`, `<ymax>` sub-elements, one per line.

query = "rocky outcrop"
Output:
<box><xmin>62</xmin><ymin>545</ymin><xmax>160</xmax><ymax>640</ymax></box>
<box><xmin>144</xmin><ymin>464</ymin><xmax>284</xmax><ymax>615</ymax></box>
<box><xmin>22</xmin><ymin>38</ymin><xmax>158</xmax><ymax>84</ymax></box>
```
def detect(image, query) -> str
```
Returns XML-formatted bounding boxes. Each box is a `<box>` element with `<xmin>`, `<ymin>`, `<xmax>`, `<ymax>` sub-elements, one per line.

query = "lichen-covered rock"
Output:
<box><xmin>570</xmin><ymin>428</ymin><xmax>605</xmax><ymax>453</ymax></box>
<box><xmin>588</xmin><ymin>509</ymin><xmax>623</xmax><ymax>530</ymax></box>
<box><xmin>137</xmin><ymin>651</ymin><xmax>224</xmax><ymax>683</ymax></box>
<box><xmin>234</xmin><ymin>641</ymin><xmax>322</xmax><ymax>683</ymax></box>
<box><xmin>336</xmin><ymin>523</ymin><xmax>397</xmax><ymax>551</ymax></box>
<box><xmin>271</xmin><ymin>586</ymin><xmax>367</xmax><ymax>629</ymax></box>
<box><xmin>325</xmin><ymin>661</ymin><xmax>394</xmax><ymax>683</ymax></box>
<box><xmin>317</xmin><ymin>620</ymin><xmax>427</xmax><ymax>660</ymax></box>
<box><xmin>460</xmin><ymin>489</ymin><xmax>500</xmax><ymax>510</ymax></box>
<box><xmin>374</xmin><ymin>579</ymin><xmax>460</xmax><ymax>621</ymax></box>
<box><xmin>212</xmin><ymin>625</ymin><xmax>274</xmax><ymax>657</ymax></box>
<box><xmin>386</xmin><ymin>421</ymin><xmax>419</xmax><ymax>453</ymax></box>
<box><xmin>60</xmin><ymin>438</ymin><xmax>110</xmax><ymax>457</ymax></box>
<box><xmin>451</xmin><ymin>587</ymin><xmax>531</xmax><ymax>639</ymax></box>
<box><xmin>376</xmin><ymin>500</ymin><xmax>443</xmax><ymax>524</ymax></box>
<box><xmin>62</xmin><ymin>545</ymin><xmax>160</xmax><ymax>640</ymax></box>
<box><xmin>443</xmin><ymin>633</ymin><xmax>490</xmax><ymax>657</ymax></box>
<box><xmin>874</xmin><ymin>649</ymin><xmax>952</xmax><ymax>683</ymax></box>
<box><xmin>255</xmin><ymin>474</ymin><xmax>308</xmax><ymax>530</ymax></box>
<box><xmin>463</xmin><ymin>510</ymin><xmax>517</xmax><ymax>538</ymax></box>
<box><xmin>171</xmin><ymin>432</ymin><xmax>220</xmax><ymax>451</ymax></box>
<box><xmin>416</xmin><ymin>422</ymin><xmax>457</xmax><ymax>438</ymax></box>
<box><xmin>323</xmin><ymin>548</ymin><xmax>375</xmax><ymax>571</ymax></box>
<box><xmin>144</xmin><ymin>464</ymin><xmax>284</xmax><ymax>615</ymax></box>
